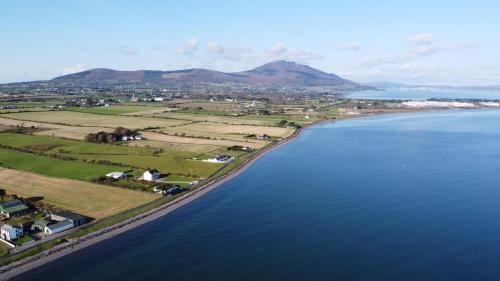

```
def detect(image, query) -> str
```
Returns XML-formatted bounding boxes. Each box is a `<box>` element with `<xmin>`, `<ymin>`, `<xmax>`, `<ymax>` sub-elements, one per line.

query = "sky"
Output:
<box><xmin>1</xmin><ymin>0</ymin><xmax>500</xmax><ymax>85</ymax></box>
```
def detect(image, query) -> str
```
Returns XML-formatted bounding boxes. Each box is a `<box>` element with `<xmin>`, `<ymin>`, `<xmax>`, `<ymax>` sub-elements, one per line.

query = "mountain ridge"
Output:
<box><xmin>53</xmin><ymin>61</ymin><xmax>367</xmax><ymax>90</ymax></box>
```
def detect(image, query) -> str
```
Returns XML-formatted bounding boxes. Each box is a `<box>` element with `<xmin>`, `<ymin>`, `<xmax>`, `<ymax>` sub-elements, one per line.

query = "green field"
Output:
<box><xmin>0</xmin><ymin>244</ymin><xmax>8</xmax><ymax>257</ymax></box>
<box><xmin>67</xmin><ymin>105</ymin><xmax>159</xmax><ymax>115</ymax></box>
<box><xmin>0</xmin><ymin>132</ymin><xmax>223</xmax><ymax>179</ymax></box>
<box><xmin>0</xmin><ymin>147</ymin><xmax>119</xmax><ymax>180</ymax></box>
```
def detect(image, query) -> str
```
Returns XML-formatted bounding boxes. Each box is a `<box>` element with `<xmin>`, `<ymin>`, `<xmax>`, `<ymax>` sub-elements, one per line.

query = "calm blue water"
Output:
<box><xmin>13</xmin><ymin>109</ymin><xmax>500</xmax><ymax>281</ymax></box>
<box><xmin>347</xmin><ymin>88</ymin><xmax>500</xmax><ymax>100</ymax></box>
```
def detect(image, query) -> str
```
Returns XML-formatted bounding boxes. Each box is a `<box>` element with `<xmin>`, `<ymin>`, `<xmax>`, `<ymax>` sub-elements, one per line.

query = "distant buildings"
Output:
<box><xmin>143</xmin><ymin>169</ymin><xmax>161</xmax><ymax>181</ymax></box>
<box><xmin>121</xmin><ymin>135</ymin><xmax>142</xmax><ymax>141</ymax></box>
<box><xmin>0</xmin><ymin>199</ymin><xmax>30</xmax><ymax>218</ymax></box>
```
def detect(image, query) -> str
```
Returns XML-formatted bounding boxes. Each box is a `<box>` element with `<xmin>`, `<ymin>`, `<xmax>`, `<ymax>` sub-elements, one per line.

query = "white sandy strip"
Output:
<box><xmin>403</xmin><ymin>101</ymin><xmax>475</xmax><ymax>108</ymax></box>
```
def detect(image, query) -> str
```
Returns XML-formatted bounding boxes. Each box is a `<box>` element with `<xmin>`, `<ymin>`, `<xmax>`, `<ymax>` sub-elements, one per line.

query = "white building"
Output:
<box><xmin>204</xmin><ymin>155</ymin><xmax>232</xmax><ymax>163</ymax></box>
<box><xmin>143</xmin><ymin>169</ymin><xmax>161</xmax><ymax>181</ymax></box>
<box><xmin>44</xmin><ymin>220</ymin><xmax>73</xmax><ymax>235</ymax></box>
<box><xmin>153</xmin><ymin>97</ymin><xmax>164</xmax><ymax>102</ymax></box>
<box><xmin>106</xmin><ymin>172</ymin><xmax>127</xmax><ymax>179</ymax></box>
<box><xmin>0</xmin><ymin>224</ymin><xmax>23</xmax><ymax>241</ymax></box>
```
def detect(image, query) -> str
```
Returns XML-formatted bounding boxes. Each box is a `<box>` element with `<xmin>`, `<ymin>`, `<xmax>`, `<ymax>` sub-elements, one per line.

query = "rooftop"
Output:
<box><xmin>53</xmin><ymin>211</ymin><xmax>86</xmax><ymax>222</ymax></box>
<box><xmin>0</xmin><ymin>199</ymin><xmax>29</xmax><ymax>214</ymax></box>
<box><xmin>46</xmin><ymin>219</ymin><xmax>73</xmax><ymax>231</ymax></box>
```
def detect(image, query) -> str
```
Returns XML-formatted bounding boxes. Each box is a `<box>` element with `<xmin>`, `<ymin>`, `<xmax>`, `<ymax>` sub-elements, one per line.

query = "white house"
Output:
<box><xmin>204</xmin><ymin>155</ymin><xmax>232</xmax><ymax>163</ymax></box>
<box><xmin>0</xmin><ymin>224</ymin><xmax>23</xmax><ymax>241</ymax></box>
<box><xmin>143</xmin><ymin>169</ymin><xmax>161</xmax><ymax>181</ymax></box>
<box><xmin>44</xmin><ymin>220</ymin><xmax>73</xmax><ymax>235</ymax></box>
<box><xmin>106</xmin><ymin>172</ymin><xmax>127</xmax><ymax>179</ymax></box>
<box><xmin>153</xmin><ymin>97</ymin><xmax>164</xmax><ymax>102</ymax></box>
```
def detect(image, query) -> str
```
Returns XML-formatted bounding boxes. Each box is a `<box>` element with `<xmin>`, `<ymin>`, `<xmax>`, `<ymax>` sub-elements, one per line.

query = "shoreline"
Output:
<box><xmin>0</xmin><ymin>119</ymin><xmax>306</xmax><ymax>281</ymax></box>
<box><xmin>1</xmin><ymin>106</ymin><xmax>481</xmax><ymax>280</ymax></box>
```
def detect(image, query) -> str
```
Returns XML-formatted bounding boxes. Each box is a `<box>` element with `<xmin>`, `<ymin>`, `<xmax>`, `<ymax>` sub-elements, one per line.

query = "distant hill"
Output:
<box><xmin>53</xmin><ymin>61</ymin><xmax>368</xmax><ymax>90</ymax></box>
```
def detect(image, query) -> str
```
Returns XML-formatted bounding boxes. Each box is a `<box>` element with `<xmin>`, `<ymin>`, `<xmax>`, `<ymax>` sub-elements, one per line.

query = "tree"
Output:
<box><xmin>278</xmin><ymin>120</ymin><xmax>288</xmax><ymax>127</ymax></box>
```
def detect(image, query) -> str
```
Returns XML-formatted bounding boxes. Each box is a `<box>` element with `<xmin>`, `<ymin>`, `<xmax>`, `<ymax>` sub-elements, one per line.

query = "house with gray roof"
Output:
<box><xmin>44</xmin><ymin>220</ymin><xmax>73</xmax><ymax>235</ymax></box>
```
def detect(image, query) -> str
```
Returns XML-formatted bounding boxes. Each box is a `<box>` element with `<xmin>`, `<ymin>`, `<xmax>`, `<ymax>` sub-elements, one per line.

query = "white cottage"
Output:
<box><xmin>143</xmin><ymin>169</ymin><xmax>161</xmax><ymax>181</ymax></box>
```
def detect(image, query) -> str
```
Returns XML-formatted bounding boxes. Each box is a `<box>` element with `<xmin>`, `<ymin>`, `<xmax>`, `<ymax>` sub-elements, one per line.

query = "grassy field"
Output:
<box><xmin>0</xmin><ymin>132</ymin><xmax>222</xmax><ymax>179</ymax></box>
<box><xmin>0</xmin><ymin>168</ymin><xmax>158</xmax><ymax>219</ymax></box>
<box><xmin>154</xmin><ymin>112</ymin><xmax>282</xmax><ymax>126</ymax></box>
<box><xmin>0</xmin><ymin>116</ymin><xmax>111</xmax><ymax>140</ymax></box>
<box><xmin>3</xmin><ymin>111</ymin><xmax>190</xmax><ymax>129</ymax></box>
<box><xmin>0</xmin><ymin>147</ymin><xmax>120</xmax><ymax>180</ymax></box>
<box><xmin>140</xmin><ymin>131</ymin><xmax>267</xmax><ymax>149</ymax></box>
<box><xmin>0</xmin><ymin>244</ymin><xmax>8</xmax><ymax>257</ymax></box>
<box><xmin>67</xmin><ymin>105</ymin><xmax>165</xmax><ymax>115</ymax></box>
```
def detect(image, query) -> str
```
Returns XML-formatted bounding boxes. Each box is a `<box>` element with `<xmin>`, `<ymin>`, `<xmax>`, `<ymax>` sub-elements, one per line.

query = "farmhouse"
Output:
<box><xmin>204</xmin><ymin>155</ymin><xmax>232</xmax><ymax>163</ymax></box>
<box><xmin>143</xmin><ymin>169</ymin><xmax>161</xmax><ymax>181</ymax></box>
<box><xmin>0</xmin><ymin>199</ymin><xmax>30</xmax><ymax>218</ymax></box>
<box><xmin>33</xmin><ymin>211</ymin><xmax>87</xmax><ymax>236</ymax></box>
<box><xmin>0</xmin><ymin>224</ymin><xmax>23</xmax><ymax>241</ymax></box>
<box><xmin>44</xmin><ymin>219</ymin><xmax>73</xmax><ymax>235</ymax></box>
<box><xmin>106</xmin><ymin>171</ymin><xmax>127</xmax><ymax>179</ymax></box>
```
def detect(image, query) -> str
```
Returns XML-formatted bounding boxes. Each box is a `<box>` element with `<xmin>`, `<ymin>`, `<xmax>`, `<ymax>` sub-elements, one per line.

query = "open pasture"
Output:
<box><xmin>0</xmin><ymin>168</ymin><xmax>158</xmax><ymax>219</ymax></box>
<box><xmin>0</xmin><ymin>133</ymin><xmax>221</xmax><ymax>179</ymax></box>
<box><xmin>168</xmin><ymin>122</ymin><xmax>293</xmax><ymax>138</ymax></box>
<box><xmin>3</xmin><ymin>111</ymin><xmax>190</xmax><ymax>129</ymax></box>
<box><xmin>141</xmin><ymin>131</ymin><xmax>268</xmax><ymax>148</ymax></box>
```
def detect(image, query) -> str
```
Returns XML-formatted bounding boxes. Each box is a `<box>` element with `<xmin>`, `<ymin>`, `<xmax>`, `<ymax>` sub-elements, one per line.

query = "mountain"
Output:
<box><xmin>53</xmin><ymin>61</ymin><xmax>368</xmax><ymax>90</ymax></box>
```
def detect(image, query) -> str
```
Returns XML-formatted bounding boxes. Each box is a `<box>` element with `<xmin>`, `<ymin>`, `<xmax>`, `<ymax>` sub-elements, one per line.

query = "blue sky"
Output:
<box><xmin>1</xmin><ymin>0</ymin><xmax>500</xmax><ymax>85</ymax></box>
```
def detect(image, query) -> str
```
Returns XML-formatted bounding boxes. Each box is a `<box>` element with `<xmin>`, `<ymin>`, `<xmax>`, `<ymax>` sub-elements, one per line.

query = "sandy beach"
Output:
<box><xmin>0</xmin><ymin>125</ymin><xmax>303</xmax><ymax>281</ymax></box>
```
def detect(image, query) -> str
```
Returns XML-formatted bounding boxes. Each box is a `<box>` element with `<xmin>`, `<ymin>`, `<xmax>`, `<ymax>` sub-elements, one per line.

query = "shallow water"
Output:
<box><xmin>13</xmin><ymin>109</ymin><xmax>500</xmax><ymax>281</ymax></box>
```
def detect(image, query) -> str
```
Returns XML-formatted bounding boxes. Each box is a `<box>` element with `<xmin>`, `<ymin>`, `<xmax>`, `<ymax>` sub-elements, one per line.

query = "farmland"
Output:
<box><xmin>0</xmin><ymin>168</ymin><xmax>158</xmax><ymax>219</ymax></box>
<box><xmin>0</xmin><ymin>97</ymin><xmax>325</xmax><ymax>258</ymax></box>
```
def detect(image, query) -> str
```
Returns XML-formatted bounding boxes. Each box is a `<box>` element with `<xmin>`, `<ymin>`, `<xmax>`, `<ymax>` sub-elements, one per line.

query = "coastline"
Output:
<box><xmin>0</xmin><ymin>120</ymin><xmax>306</xmax><ymax>281</ymax></box>
<box><xmin>0</xmin><ymin>107</ymin><xmax>474</xmax><ymax>280</ymax></box>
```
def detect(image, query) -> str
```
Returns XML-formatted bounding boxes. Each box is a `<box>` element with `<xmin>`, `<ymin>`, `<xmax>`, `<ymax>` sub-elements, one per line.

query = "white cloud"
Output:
<box><xmin>336</xmin><ymin>42</ymin><xmax>361</xmax><ymax>50</ymax></box>
<box><xmin>406</xmin><ymin>33</ymin><xmax>436</xmax><ymax>45</ymax></box>
<box><xmin>117</xmin><ymin>46</ymin><xmax>138</xmax><ymax>56</ymax></box>
<box><xmin>207</xmin><ymin>41</ymin><xmax>225</xmax><ymax>54</ymax></box>
<box><xmin>264</xmin><ymin>42</ymin><xmax>322</xmax><ymax>63</ymax></box>
<box><xmin>411</xmin><ymin>44</ymin><xmax>441</xmax><ymax>55</ymax></box>
<box><xmin>406</xmin><ymin>33</ymin><xmax>440</xmax><ymax>56</ymax></box>
<box><xmin>206</xmin><ymin>41</ymin><xmax>254</xmax><ymax>64</ymax></box>
<box><xmin>62</xmin><ymin>63</ymin><xmax>87</xmax><ymax>75</ymax></box>
<box><xmin>177</xmin><ymin>37</ymin><xmax>199</xmax><ymax>55</ymax></box>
